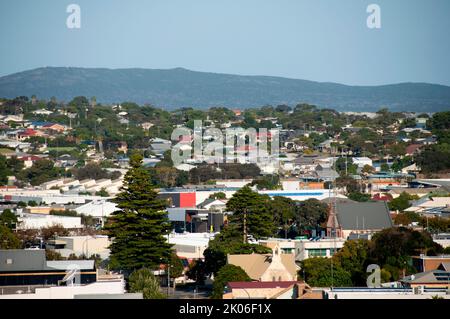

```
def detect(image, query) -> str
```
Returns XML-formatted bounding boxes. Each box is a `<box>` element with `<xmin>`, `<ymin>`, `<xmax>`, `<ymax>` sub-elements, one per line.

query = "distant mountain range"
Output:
<box><xmin>0</xmin><ymin>67</ymin><xmax>449</xmax><ymax>112</ymax></box>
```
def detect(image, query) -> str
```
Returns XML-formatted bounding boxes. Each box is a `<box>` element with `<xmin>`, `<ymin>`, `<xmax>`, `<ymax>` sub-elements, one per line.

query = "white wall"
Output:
<box><xmin>281</xmin><ymin>180</ymin><xmax>300</xmax><ymax>191</ymax></box>
<box><xmin>0</xmin><ymin>280</ymin><xmax>125</xmax><ymax>299</ymax></box>
<box><xmin>57</xmin><ymin>236</ymin><xmax>111</xmax><ymax>258</ymax></box>
<box><xmin>295</xmin><ymin>239</ymin><xmax>345</xmax><ymax>261</ymax></box>
<box><xmin>18</xmin><ymin>214</ymin><xmax>82</xmax><ymax>229</ymax></box>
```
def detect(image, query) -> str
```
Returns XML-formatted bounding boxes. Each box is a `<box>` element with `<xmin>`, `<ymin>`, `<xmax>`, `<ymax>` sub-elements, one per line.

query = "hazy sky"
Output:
<box><xmin>1</xmin><ymin>0</ymin><xmax>449</xmax><ymax>86</ymax></box>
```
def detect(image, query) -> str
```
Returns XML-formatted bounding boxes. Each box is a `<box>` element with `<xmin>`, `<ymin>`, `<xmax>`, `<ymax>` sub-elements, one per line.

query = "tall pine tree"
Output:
<box><xmin>226</xmin><ymin>186</ymin><xmax>276</xmax><ymax>242</ymax></box>
<box><xmin>105</xmin><ymin>153</ymin><xmax>172</xmax><ymax>272</ymax></box>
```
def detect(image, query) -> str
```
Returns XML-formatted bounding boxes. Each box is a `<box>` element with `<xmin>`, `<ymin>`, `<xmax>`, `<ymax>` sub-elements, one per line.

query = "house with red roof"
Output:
<box><xmin>223</xmin><ymin>281</ymin><xmax>319</xmax><ymax>299</ymax></box>
<box><xmin>372</xmin><ymin>193</ymin><xmax>393</xmax><ymax>202</ymax></box>
<box><xmin>17</xmin><ymin>128</ymin><xmax>42</xmax><ymax>141</ymax></box>
<box><xmin>232</xmin><ymin>109</ymin><xmax>242</xmax><ymax>117</ymax></box>
<box><xmin>405</xmin><ymin>144</ymin><xmax>423</xmax><ymax>156</ymax></box>
<box><xmin>42</xmin><ymin>123</ymin><xmax>67</xmax><ymax>133</ymax></box>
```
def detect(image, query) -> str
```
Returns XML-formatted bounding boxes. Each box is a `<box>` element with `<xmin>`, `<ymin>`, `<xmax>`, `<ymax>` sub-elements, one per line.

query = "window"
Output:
<box><xmin>308</xmin><ymin>249</ymin><xmax>327</xmax><ymax>257</ymax></box>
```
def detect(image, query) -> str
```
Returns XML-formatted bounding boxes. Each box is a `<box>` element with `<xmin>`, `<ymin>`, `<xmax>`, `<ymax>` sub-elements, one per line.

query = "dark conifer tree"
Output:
<box><xmin>106</xmin><ymin>153</ymin><xmax>172</xmax><ymax>272</ymax></box>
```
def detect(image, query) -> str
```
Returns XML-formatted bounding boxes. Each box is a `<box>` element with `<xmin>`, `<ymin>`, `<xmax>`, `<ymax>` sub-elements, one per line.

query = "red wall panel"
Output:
<box><xmin>179</xmin><ymin>192</ymin><xmax>196</xmax><ymax>208</ymax></box>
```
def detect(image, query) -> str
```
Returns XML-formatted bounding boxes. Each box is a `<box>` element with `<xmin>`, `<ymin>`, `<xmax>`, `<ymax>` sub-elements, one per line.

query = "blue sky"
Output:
<box><xmin>0</xmin><ymin>0</ymin><xmax>449</xmax><ymax>86</ymax></box>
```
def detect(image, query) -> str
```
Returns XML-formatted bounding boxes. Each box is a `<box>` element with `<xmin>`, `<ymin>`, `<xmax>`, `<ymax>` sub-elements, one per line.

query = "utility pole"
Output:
<box><xmin>243</xmin><ymin>209</ymin><xmax>247</xmax><ymax>244</ymax></box>
<box><xmin>167</xmin><ymin>263</ymin><xmax>170</xmax><ymax>297</ymax></box>
<box><xmin>167</xmin><ymin>232</ymin><xmax>170</xmax><ymax>297</ymax></box>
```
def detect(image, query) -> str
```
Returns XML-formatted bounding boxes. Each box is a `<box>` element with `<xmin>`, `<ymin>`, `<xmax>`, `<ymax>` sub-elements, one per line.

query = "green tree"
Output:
<box><xmin>149</xmin><ymin>166</ymin><xmax>179</xmax><ymax>188</ymax></box>
<box><xmin>105</xmin><ymin>153</ymin><xmax>172</xmax><ymax>272</ymax></box>
<box><xmin>299</xmin><ymin>257</ymin><xmax>352</xmax><ymax>287</ymax></box>
<box><xmin>270</xmin><ymin>196</ymin><xmax>296</xmax><ymax>238</ymax></box>
<box><xmin>0</xmin><ymin>209</ymin><xmax>18</xmax><ymax>229</ymax></box>
<box><xmin>128</xmin><ymin>268</ymin><xmax>166</xmax><ymax>299</ymax></box>
<box><xmin>347</xmin><ymin>192</ymin><xmax>371</xmax><ymax>202</ymax></box>
<box><xmin>251</xmin><ymin>174</ymin><xmax>280</xmax><ymax>190</ymax></box>
<box><xmin>40</xmin><ymin>224</ymin><xmax>69</xmax><ymax>240</ymax></box>
<box><xmin>209</xmin><ymin>192</ymin><xmax>226</xmax><ymax>200</ymax></box>
<box><xmin>45</xmin><ymin>249</ymin><xmax>65</xmax><ymax>261</ymax></box>
<box><xmin>388</xmin><ymin>192</ymin><xmax>418</xmax><ymax>212</ymax></box>
<box><xmin>333</xmin><ymin>239</ymin><xmax>372</xmax><ymax>286</ymax></box>
<box><xmin>361</xmin><ymin>164</ymin><xmax>375</xmax><ymax>174</ymax></box>
<box><xmin>226</xmin><ymin>186</ymin><xmax>276</xmax><ymax>242</ymax></box>
<box><xmin>415</xmin><ymin>144</ymin><xmax>450</xmax><ymax>173</ymax></box>
<box><xmin>19</xmin><ymin>159</ymin><xmax>59</xmax><ymax>186</ymax></box>
<box><xmin>0</xmin><ymin>225</ymin><xmax>21</xmax><ymax>249</ymax></box>
<box><xmin>295</xmin><ymin>198</ymin><xmax>329</xmax><ymax>230</ymax></box>
<box><xmin>427</xmin><ymin>111</ymin><xmax>450</xmax><ymax>144</ymax></box>
<box><xmin>95</xmin><ymin>188</ymin><xmax>110</xmax><ymax>197</ymax></box>
<box><xmin>371</xmin><ymin>227</ymin><xmax>443</xmax><ymax>274</ymax></box>
<box><xmin>335</xmin><ymin>157</ymin><xmax>358</xmax><ymax>176</ymax></box>
<box><xmin>73</xmin><ymin>163</ymin><xmax>110</xmax><ymax>180</ymax></box>
<box><xmin>169</xmin><ymin>252</ymin><xmax>184</xmax><ymax>289</ymax></box>
<box><xmin>0</xmin><ymin>154</ymin><xmax>12</xmax><ymax>185</ymax></box>
<box><xmin>212</xmin><ymin>264</ymin><xmax>251</xmax><ymax>299</ymax></box>
<box><xmin>186</xmin><ymin>260</ymin><xmax>208</xmax><ymax>285</ymax></box>
<box><xmin>335</xmin><ymin>175</ymin><xmax>361</xmax><ymax>194</ymax></box>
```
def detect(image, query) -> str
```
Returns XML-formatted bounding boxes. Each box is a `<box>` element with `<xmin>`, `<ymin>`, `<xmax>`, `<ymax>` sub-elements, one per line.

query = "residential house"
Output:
<box><xmin>405</xmin><ymin>144</ymin><xmax>423</xmax><ymax>156</ymax></box>
<box><xmin>404</xmin><ymin>196</ymin><xmax>450</xmax><ymax>218</ymax></box>
<box><xmin>352</xmin><ymin>157</ymin><xmax>373</xmax><ymax>168</ymax></box>
<box><xmin>19</xmin><ymin>155</ymin><xmax>43</xmax><ymax>168</ymax></box>
<box><xmin>401</xmin><ymin>268</ymin><xmax>450</xmax><ymax>289</ymax></box>
<box><xmin>314</xmin><ymin>165</ymin><xmax>339</xmax><ymax>182</ymax></box>
<box><xmin>197</xmin><ymin>198</ymin><xmax>228</xmax><ymax>213</ymax></box>
<box><xmin>149</xmin><ymin>137</ymin><xmax>172</xmax><ymax>155</ymax></box>
<box><xmin>42</xmin><ymin>123</ymin><xmax>67</xmax><ymax>133</ymax></box>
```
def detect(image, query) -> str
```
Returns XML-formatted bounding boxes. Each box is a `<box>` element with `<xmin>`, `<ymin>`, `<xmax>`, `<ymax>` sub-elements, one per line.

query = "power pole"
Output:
<box><xmin>167</xmin><ymin>263</ymin><xmax>170</xmax><ymax>297</ymax></box>
<box><xmin>243</xmin><ymin>209</ymin><xmax>247</xmax><ymax>244</ymax></box>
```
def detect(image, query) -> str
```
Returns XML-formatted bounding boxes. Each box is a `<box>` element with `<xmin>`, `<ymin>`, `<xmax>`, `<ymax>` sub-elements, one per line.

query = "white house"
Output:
<box><xmin>352</xmin><ymin>157</ymin><xmax>373</xmax><ymax>168</ymax></box>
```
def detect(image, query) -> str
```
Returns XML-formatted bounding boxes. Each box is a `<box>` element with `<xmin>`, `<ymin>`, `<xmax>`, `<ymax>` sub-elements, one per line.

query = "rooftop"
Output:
<box><xmin>227</xmin><ymin>281</ymin><xmax>301</xmax><ymax>289</ymax></box>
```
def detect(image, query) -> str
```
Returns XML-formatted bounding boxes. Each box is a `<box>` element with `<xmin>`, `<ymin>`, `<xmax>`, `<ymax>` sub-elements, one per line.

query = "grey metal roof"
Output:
<box><xmin>414</xmin><ymin>179</ymin><xmax>450</xmax><ymax>188</ymax></box>
<box><xmin>402</xmin><ymin>269</ymin><xmax>450</xmax><ymax>284</ymax></box>
<box><xmin>336</xmin><ymin>201</ymin><xmax>393</xmax><ymax>231</ymax></box>
<box><xmin>438</xmin><ymin>262</ymin><xmax>450</xmax><ymax>272</ymax></box>
<box><xmin>0</xmin><ymin>249</ymin><xmax>47</xmax><ymax>272</ymax></box>
<box><xmin>315</xmin><ymin>168</ymin><xmax>339</xmax><ymax>181</ymax></box>
<box><xmin>0</xmin><ymin>250</ymin><xmax>95</xmax><ymax>272</ymax></box>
